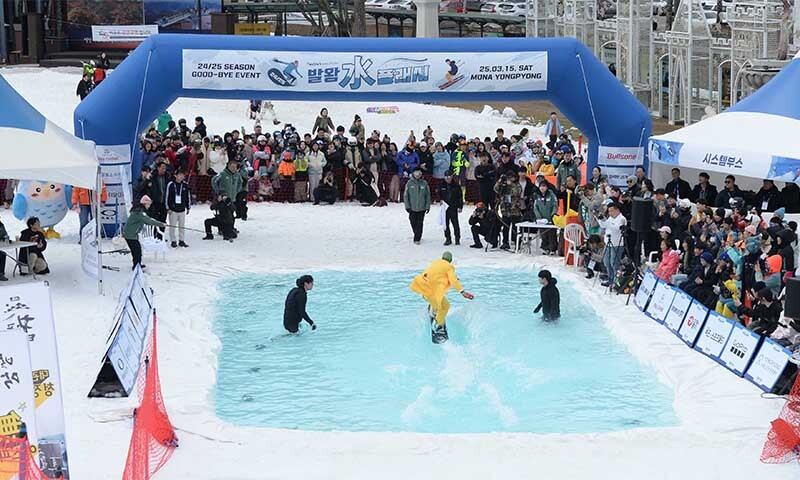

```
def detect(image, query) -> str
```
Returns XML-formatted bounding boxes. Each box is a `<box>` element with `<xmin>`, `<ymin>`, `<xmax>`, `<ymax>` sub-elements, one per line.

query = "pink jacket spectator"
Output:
<box><xmin>655</xmin><ymin>249</ymin><xmax>680</xmax><ymax>283</ymax></box>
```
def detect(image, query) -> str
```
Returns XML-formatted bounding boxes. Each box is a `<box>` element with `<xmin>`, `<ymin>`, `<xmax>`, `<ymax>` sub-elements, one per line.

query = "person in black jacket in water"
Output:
<box><xmin>283</xmin><ymin>275</ymin><xmax>317</xmax><ymax>333</ymax></box>
<box><xmin>534</xmin><ymin>269</ymin><xmax>560</xmax><ymax>321</ymax></box>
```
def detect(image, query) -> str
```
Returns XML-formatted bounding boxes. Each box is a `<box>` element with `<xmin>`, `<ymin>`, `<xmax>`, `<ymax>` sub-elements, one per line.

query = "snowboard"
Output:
<box><xmin>268</xmin><ymin>68</ymin><xmax>295</xmax><ymax>87</ymax></box>
<box><xmin>438</xmin><ymin>75</ymin><xmax>464</xmax><ymax>90</ymax></box>
<box><xmin>430</xmin><ymin>307</ymin><xmax>449</xmax><ymax>344</ymax></box>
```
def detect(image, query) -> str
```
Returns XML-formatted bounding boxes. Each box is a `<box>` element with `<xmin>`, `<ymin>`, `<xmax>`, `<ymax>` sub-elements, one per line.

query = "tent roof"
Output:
<box><xmin>0</xmin><ymin>74</ymin><xmax>98</xmax><ymax>189</ymax></box>
<box><xmin>649</xmin><ymin>51</ymin><xmax>800</xmax><ymax>182</ymax></box>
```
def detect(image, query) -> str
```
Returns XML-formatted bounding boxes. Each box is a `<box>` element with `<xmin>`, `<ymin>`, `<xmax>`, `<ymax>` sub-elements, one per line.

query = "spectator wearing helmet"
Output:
<box><xmin>278</xmin><ymin>151</ymin><xmax>296</xmax><ymax>179</ymax></box>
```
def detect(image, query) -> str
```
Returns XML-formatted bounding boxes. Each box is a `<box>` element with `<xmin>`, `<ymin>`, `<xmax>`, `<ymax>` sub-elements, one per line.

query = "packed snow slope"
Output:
<box><xmin>0</xmin><ymin>67</ymin><xmax>795</xmax><ymax>479</ymax></box>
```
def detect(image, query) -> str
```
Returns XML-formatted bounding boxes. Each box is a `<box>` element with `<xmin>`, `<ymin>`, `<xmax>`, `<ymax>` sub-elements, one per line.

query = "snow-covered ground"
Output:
<box><xmin>0</xmin><ymin>67</ymin><xmax>795</xmax><ymax>479</ymax></box>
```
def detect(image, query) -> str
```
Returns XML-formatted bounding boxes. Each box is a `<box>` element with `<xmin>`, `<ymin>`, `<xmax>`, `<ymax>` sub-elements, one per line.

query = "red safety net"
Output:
<box><xmin>761</xmin><ymin>372</ymin><xmax>800</xmax><ymax>463</ymax></box>
<box><xmin>0</xmin><ymin>435</ymin><xmax>49</xmax><ymax>479</ymax></box>
<box><xmin>123</xmin><ymin>313</ymin><xmax>178</xmax><ymax>480</ymax></box>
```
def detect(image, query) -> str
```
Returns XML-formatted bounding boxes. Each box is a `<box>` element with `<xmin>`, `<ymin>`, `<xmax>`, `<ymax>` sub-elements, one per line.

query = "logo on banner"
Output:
<box><xmin>686</xmin><ymin>314</ymin><xmax>697</xmax><ymax>328</ymax></box>
<box><xmin>728</xmin><ymin>340</ymin><xmax>748</xmax><ymax>359</ymax></box>
<box><xmin>703</xmin><ymin>328</ymin><xmax>726</xmax><ymax>345</ymax></box>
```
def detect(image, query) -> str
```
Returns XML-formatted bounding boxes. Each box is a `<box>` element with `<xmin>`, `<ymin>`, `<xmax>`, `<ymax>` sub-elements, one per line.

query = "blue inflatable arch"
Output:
<box><xmin>74</xmin><ymin>34</ymin><xmax>651</xmax><ymax>180</ymax></box>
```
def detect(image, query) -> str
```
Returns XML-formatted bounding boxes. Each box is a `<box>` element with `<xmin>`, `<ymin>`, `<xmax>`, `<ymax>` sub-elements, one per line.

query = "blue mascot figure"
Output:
<box><xmin>13</xmin><ymin>180</ymin><xmax>73</xmax><ymax>239</ymax></box>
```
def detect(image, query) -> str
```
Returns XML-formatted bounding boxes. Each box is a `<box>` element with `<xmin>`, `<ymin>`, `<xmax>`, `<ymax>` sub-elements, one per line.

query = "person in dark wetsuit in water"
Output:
<box><xmin>533</xmin><ymin>269</ymin><xmax>560</xmax><ymax>321</ymax></box>
<box><xmin>283</xmin><ymin>275</ymin><xmax>317</xmax><ymax>333</ymax></box>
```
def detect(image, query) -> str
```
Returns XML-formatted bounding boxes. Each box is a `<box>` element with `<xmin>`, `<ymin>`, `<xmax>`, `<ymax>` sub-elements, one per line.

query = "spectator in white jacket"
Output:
<box><xmin>306</xmin><ymin>141</ymin><xmax>327</xmax><ymax>197</ymax></box>
<box><xmin>599</xmin><ymin>202</ymin><xmax>627</xmax><ymax>287</ymax></box>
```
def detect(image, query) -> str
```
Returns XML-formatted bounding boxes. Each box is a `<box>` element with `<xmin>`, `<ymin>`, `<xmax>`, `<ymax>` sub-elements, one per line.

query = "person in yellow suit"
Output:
<box><xmin>410</xmin><ymin>251</ymin><xmax>474</xmax><ymax>343</ymax></box>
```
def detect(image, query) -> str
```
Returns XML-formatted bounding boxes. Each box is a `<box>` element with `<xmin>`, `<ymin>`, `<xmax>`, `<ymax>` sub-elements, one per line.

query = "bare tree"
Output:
<box><xmin>297</xmin><ymin>0</ymin><xmax>367</xmax><ymax>37</ymax></box>
<box><xmin>352</xmin><ymin>0</ymin><xmax>367</xmax><ymax>37</ymax></box>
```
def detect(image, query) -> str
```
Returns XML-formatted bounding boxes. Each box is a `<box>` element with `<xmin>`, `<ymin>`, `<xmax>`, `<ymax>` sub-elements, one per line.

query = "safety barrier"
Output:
<box><xmin>123</xmin><ymin>313</ymin><xmax>177</xmax><ymax>480</ymax></box>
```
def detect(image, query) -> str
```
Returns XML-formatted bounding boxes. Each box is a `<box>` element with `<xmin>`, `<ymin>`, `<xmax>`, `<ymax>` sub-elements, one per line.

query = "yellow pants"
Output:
<box><xmin>424</xmin><ymin>295</ymin><xmax>450</xmax><ymax>326</ymax></box>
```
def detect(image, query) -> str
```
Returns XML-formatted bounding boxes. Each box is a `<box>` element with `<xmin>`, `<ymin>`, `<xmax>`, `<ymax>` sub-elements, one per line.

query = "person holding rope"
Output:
<box><xmin>124</xmin><ymin>195</ymin><xmax>166</xmax><ymax>270</ymax></box>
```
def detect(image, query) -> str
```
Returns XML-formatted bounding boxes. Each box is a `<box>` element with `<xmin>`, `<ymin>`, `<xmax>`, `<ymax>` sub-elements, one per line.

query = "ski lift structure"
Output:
<box><xmin>524</xmin><ymin>0</ymin><xmax>796</xmax><ymax>126</ymax></box>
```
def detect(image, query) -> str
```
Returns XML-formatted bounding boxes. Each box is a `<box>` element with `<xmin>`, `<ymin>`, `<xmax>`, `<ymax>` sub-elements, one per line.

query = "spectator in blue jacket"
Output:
<box><xmin>396</xmin><ymin>141</ymin><xmax>420</xmax><ymax>177</ymax></box>
<box><xmin>432</xmin><ymin>142</ymin><xmax>450</xmax><ymax>179</ymax></box>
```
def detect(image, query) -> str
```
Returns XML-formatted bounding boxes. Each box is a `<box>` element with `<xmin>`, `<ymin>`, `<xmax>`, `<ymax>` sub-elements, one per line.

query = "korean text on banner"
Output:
<box><xmin>633</xmin><ymin>270</ymin><xmax>657</xmax><ymax>311</ymax></box>
<box><xmin>693</xmin><ymin>311</ymin><xmax>735</xmax><ymax>360</ymax></box>
<box><xmin>91</xmin><ymin>25</ymin><xmax>159</xmax><ymax>43</ymax></box>
<box><xmin>664</xmin><ymin>289</ymin><xmax>692</xmax><ymax>333</ymax></box>
<box><xmin>648</xmin><ymin>139</ymin><xmax>771</xmax><ymax>180</ymax></box>
<box><xmin>745</xmin><ymin>338</ymin><xmax>792</xmax><ymax>392</ymax></box>
<box><xmin>81</xmin><ymin>219</ymin><xmax>99</xmax><ymax>280</ymax></box>
<box><xmin>0</xmin><ymin>282</ymin><xmax>69</xmax><ymax>477</ymax></box>
<box><xmin>678</xmin><ymin>300</ymin><xmax>709</xmax><ymax>346</ymax></box>
<box><xmin>182</xmin><ymin>50</ymin><xmax>548</xmax><ymax>93</ymax></box>
<box><xmin>645</xmin><ymin>281</ymin><xmax>676</xmax><ymax>323</ymax></box>
<box><xmin>719</xmin><ymin>323</ymin><xmax>761</xmax><ymax>376</ymax></box>
<box><xmin>0</xmin><ymin>330</ymin><xmax>39</xmax><ymax>462</ymax></box>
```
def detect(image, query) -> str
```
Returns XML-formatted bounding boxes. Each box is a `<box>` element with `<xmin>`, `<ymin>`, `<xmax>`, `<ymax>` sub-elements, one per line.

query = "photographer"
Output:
<box><xmin>494</xmin><ymin>173</ymin><xmax>524</xmax><ymax>250</ymax></box>
<box><xmin>352</xmin><ymin>163</ymin><xmax>379</xmax><ymax>206</ymax></box>
<box><xmin>580</xmin><ymin>234</ymin><xmax>605</xmax><ymax>279</ymax></box>
<box><xmin>202</xmin><ymin>194</ymin><xmax>235</xmax><ymax>242</ymax></box>
<box><xmin>469</xmin><ymin>202</ymin><xmax>499</xmax><ymax>249</ymax></box>
<box><xmin>598</xmin><ymin>202</ymin><xmax>627</xmax><ymax>287</ymax></box>
<box><xmin>212</xmin><ymin>159</ymin><xmax>243</xmax><ymax>234</ymax></box>
<box><xmin>314</xmin><ymin>171</ymin><xmax>338</xmax><ymax>205</ymax></box>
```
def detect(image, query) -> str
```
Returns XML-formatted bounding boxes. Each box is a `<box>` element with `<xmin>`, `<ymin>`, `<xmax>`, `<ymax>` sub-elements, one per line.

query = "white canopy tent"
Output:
<box><xmin>0</xmin><ymin>73</ymin><xmax>98</xmax><ymax>189</ymax></box>
<box><xmin>648</xmin><ymin>51</ymin><xmax>800</xmax><ymax>195</ymax></box>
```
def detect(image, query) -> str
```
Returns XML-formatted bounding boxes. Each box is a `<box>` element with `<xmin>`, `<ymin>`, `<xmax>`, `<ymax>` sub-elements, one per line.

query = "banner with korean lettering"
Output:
<box><xmin>648</xmin><ymin>138</ymin><xmax>777</xmax><ymax>181</ymax></box>
<box><xmin>182</xmin><ymin>50</ymin><xmax>548</xmax><ymax>93</ymax></box>
<box><xmin>0</xmin><ymin>282</ymin><xmax>69</xmax><ymax>478</ymax></box>
<box><xmin>0</xmin><ymin>330</ymin><xmax>39</xmax><ymax>479</ymax></box>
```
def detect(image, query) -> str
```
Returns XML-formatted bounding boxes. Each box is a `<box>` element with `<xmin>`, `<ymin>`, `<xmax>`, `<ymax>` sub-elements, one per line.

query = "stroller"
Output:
<box><xmin>612</xmin><ymin>257</ymin><xmax>640</xmax><ymax>295</ymax></box>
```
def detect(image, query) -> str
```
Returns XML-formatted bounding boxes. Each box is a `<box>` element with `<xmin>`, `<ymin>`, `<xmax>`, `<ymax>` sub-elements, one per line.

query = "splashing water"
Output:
<box><xmin>214</xmin><ymin>267</ymin><xmax>678</xmax><ymax>433</ymax></box>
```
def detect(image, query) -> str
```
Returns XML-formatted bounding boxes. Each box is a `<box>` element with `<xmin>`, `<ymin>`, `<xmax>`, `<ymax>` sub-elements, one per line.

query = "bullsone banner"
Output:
<box><xmin>182</xmin><ymin>50</ymin><xmax>548</xmax><ymax>93</ymax></box>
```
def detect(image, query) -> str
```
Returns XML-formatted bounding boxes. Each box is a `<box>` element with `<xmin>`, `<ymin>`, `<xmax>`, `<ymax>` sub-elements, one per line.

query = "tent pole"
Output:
<box><xmin>96</xmin><ymin>166</ymin><xmax>104</xmax><ymax>295</ymax></box>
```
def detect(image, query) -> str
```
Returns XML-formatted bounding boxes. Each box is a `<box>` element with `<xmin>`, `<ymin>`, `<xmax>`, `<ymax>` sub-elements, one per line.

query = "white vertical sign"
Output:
<box><xmin>634</xmin><ymin>270</ymin><xmax>657</xmax><ymax>311</ymax></box>
<box><xmin>645</xmin><ymin>281</ymin><xmax>676</xmax><ymax>323</ymax></box>
<box><xmin>719</xmin><ymin>323</ymin><xmax>761</xmax><ymax>376</ymax></box>
<box><xmin>664</xmin><ymin>289</ymin><xmax>692</xmax><ymax>333</ymax></box>
<box><xmin>96</xmin><ymin>145</ymin><xmax>132</xmax><ymax>231</ymax></box>
<box><xmin>81</xmin><ymin>218</ymin><xmax>99</xmax><ymax>280</ymax></box>
<box><xmin>678</xmin><ymin>300</ymin><xmax>709</xmax><ymax>346</ymax></box>
<box><xmin>693</xmin><ymin>311</ymin><xmax>735</xmax><ymax>360</ymax></box>
<box><xmin>0</xmin><ymin>282</ymin><xmax>69</xmax><ymax>477</ymax></box>
<box><xmin>745</xmin><ymin>338</ymin><xmax>792</xmax><ymax>392</ymax></box>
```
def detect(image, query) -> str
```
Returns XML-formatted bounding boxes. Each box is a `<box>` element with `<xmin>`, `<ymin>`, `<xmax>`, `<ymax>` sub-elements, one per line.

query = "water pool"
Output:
<box><xmin>214</xmin><ymin>267</ymin><xmax>678</xmax><ymax>434</ymax></box>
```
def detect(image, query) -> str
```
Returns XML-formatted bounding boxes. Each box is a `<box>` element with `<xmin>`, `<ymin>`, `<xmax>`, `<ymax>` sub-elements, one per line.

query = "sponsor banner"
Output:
<box><xmin>693</xmin><ymin>311</ymin><xmax>735</xmax><ymax>360</ymax></box>
<box><xmin>0</xmin><ymin>283</ymin><xmax>69</xmax><ymax>477</ymax></box>
<box><xmin>645</xmin><ymin>281</ymin><xmax>676</xmax><ymax>323</ymax></box>
<box><xmin>182</xmin><ymin>50</ymin><xmax>548</xmax><ymax>93</ymax></box>
<box><xmin>0</xmin><ymin>330</ymin><xmax>39</xmax><ymax>471</ymax></box>
<box><xmin>664</xmin><ymin>289</ymin><xmax>692</xmax><ymax>333</ymax></box>
<box><xmin>91</xmin><ymin>25</ymin><xmax>159</xmax><ymax>43</ymax></box>
<box><xmin>93</xmin><ymin>266</ymin><xmax>153</xmax><ymax>397</ymax></box>
<box><xmin>633</xmin><ymin>270</ymin><xmax>657</xmax><ymax>311</ymax></box>
<box><xmin>649</xmin><ymin>139</ymin><xmax>770</xmax><ymax>180</ymax></box>
<box><xmin>81</xmin><ymin>219</ymin><xmax>99</xmax><ymax>280</ymax></box>
<box><xmin>602</xmin><ymin>166</ymin><xmax>637</xmax><ymax>187</ymax></box>
<box><xmin>719</xmin><ymin>323</ymin><xmax>761</xmax><ymax>376</ymax></box>
<box><xmin>678</xmin><ymin>300</ymin><xmax>709</xmax><ymax>347</ymax></box>
<box><xmin>597</xmin><ymin>146</ymin><xmax>644</xmax><ymax>167</ymax></box>
<box><xmin>745</xmin><ymin>337</ymin><xmax>792</xmax><ymax>392</ymax></box>
<box><xmin>97</xmin><ymin>145</ymin><xmax>132</xmax><ymax>230</ymax></box>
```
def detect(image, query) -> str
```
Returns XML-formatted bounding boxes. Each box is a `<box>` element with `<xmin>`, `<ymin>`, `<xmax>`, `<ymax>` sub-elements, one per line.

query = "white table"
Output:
<box><xmin>0</xmin><ymin>241</ymin><xmax>39</xmax><ymax>277</ymax></box>
<box><xmin>514</xmin><ymin>222</ymin><xmax>561</xmax><ymax>254</ymax></box>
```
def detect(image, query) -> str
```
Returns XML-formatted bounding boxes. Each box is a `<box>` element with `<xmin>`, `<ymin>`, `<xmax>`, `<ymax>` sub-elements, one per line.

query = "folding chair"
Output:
<box><xmin>140</xmin><ymin>225</ymin><xmax>168</xmax><ymax>261</ymax></box>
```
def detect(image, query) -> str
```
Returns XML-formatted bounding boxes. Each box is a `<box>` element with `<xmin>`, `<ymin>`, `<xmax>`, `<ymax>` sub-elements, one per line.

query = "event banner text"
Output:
<box><xmin>182</xmin><ymin>50</ymin><xmax>548</xmax><ymax>93</ymax></box>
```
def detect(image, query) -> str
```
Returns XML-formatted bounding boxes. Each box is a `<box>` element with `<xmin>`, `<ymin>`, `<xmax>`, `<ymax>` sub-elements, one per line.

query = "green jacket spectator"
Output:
<box><xmin>213</xmin><ymin>165</ymin><xmax>243</xmax><ymax>199</ymax></box>
<box><xmin>533</xmin><ymin>189</ymin><xmax>559</xmax><ymax>221</ymax></box>
<box><xmin>556</xmin><ymin>160</ymin><xmax>581</xmax><ymax>188</ymax></box>
<box><xmin>123</xmin><ymin>206</ymin><xmax>165</xmax><ymax>240</ymax></box>
<box><xmin>404</xmin><ymin>176</ymin><xmax>431</xmax><ymax>213</ymax></box>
